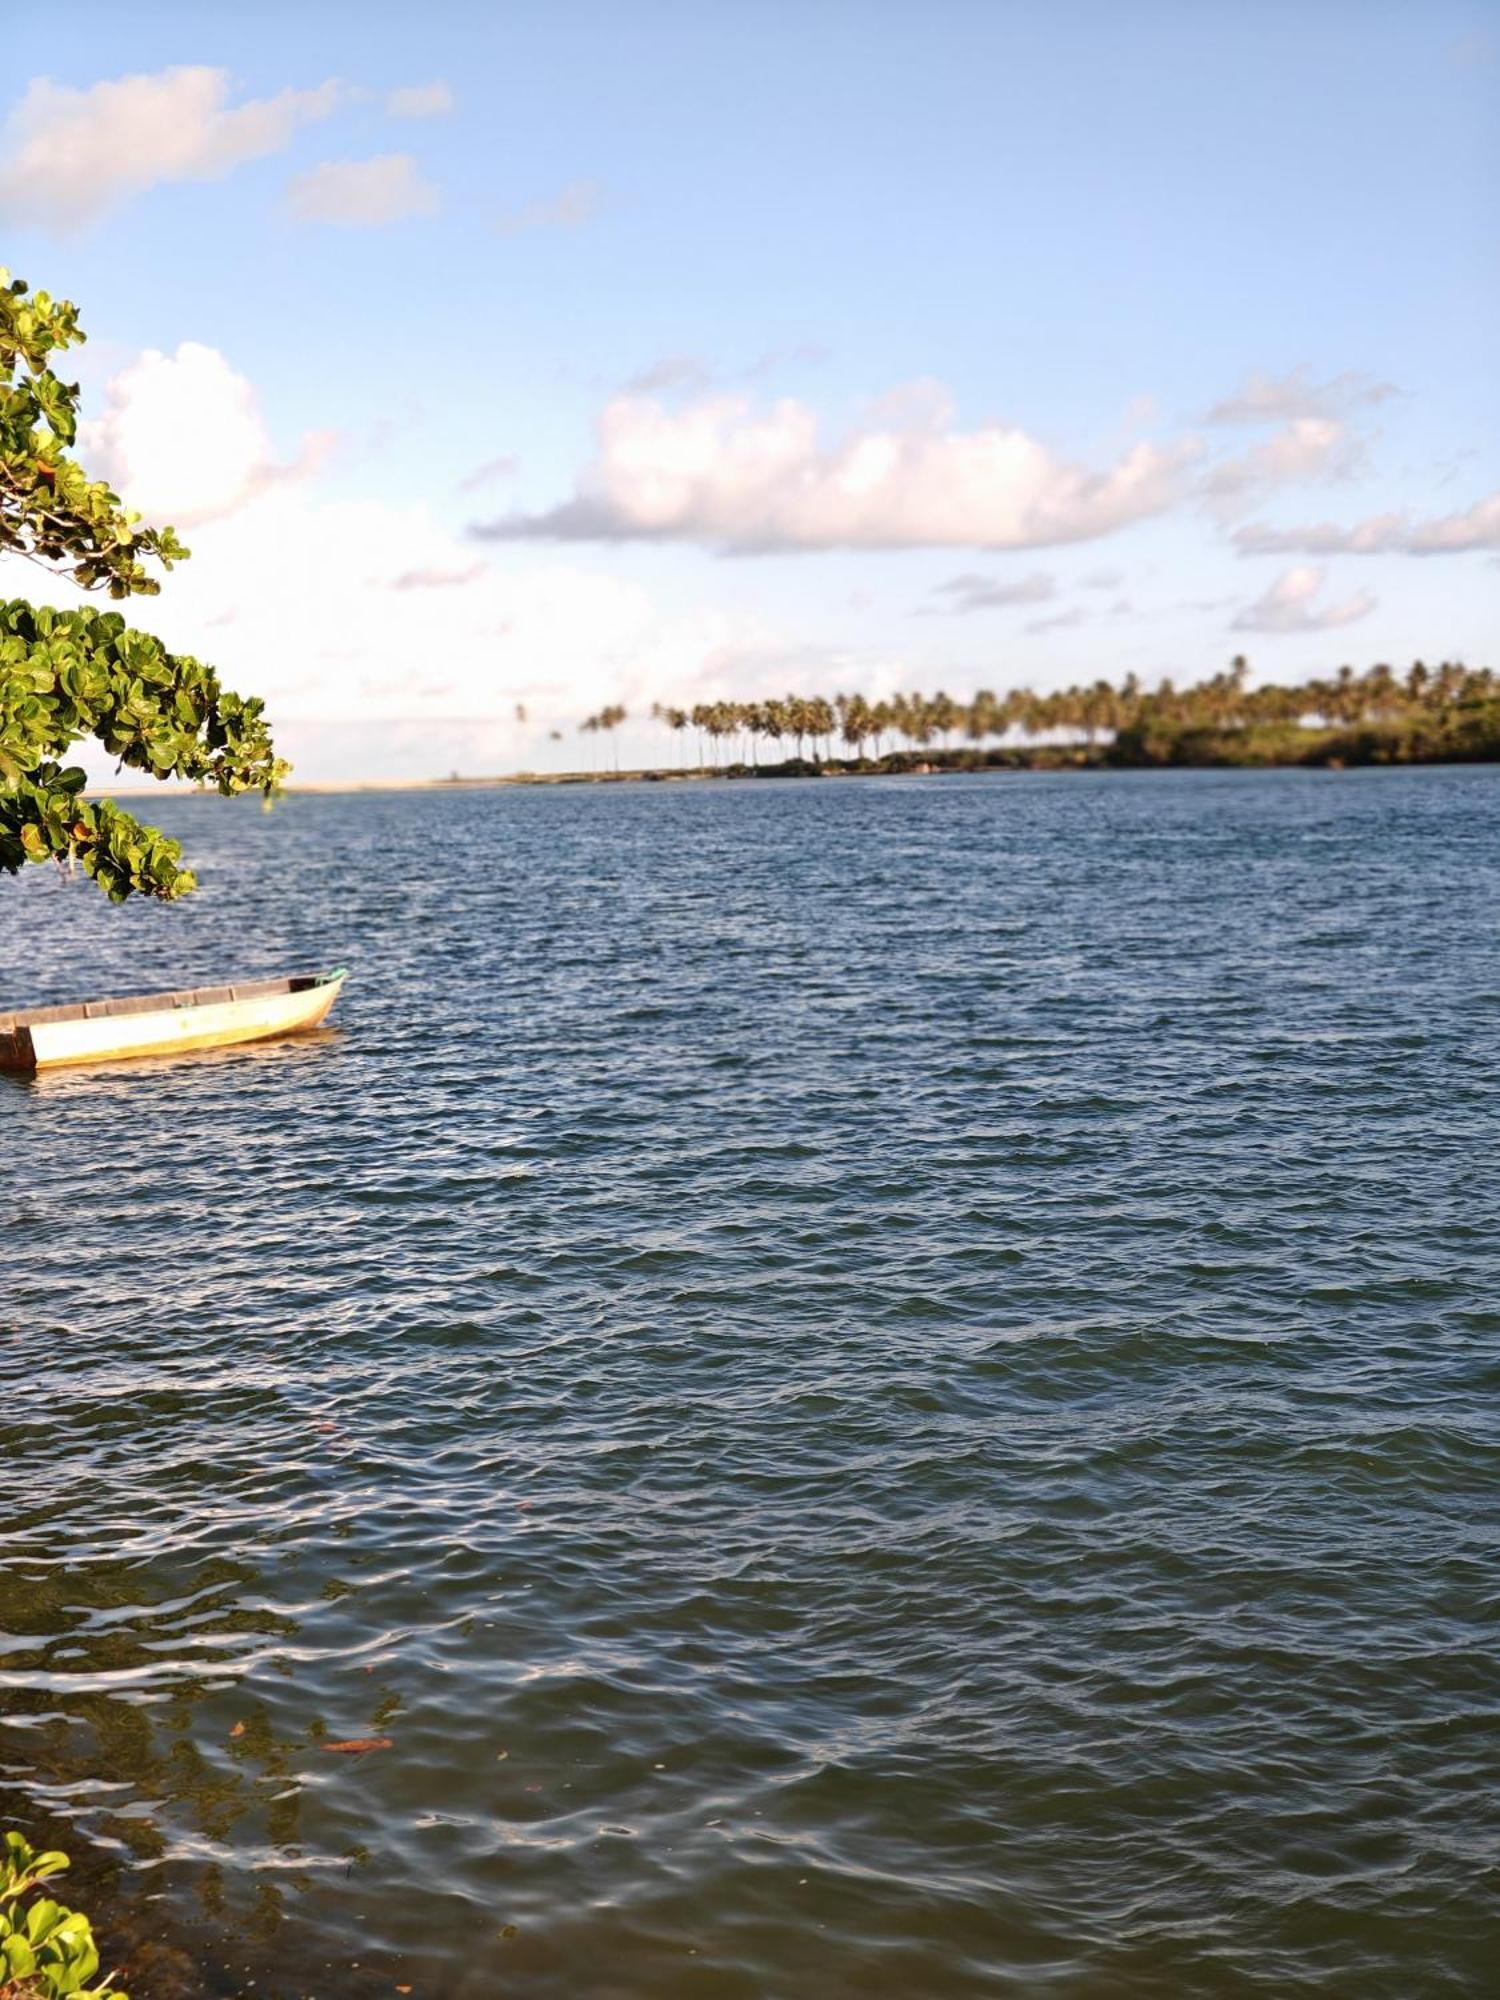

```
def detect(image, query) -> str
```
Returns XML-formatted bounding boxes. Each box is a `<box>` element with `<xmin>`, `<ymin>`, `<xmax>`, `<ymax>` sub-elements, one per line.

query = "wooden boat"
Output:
<box><xmin>0</xmin><ymin>969</ymin><xmax>348</xmax><ymax>1072</ymax></box>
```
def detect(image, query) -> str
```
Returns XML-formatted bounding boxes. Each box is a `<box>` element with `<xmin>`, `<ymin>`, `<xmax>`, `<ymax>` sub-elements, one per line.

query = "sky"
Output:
<box><xmin>1</xmin><ymin>0</ymin><xmax>1496</xmax><ymax>780</ymax></box>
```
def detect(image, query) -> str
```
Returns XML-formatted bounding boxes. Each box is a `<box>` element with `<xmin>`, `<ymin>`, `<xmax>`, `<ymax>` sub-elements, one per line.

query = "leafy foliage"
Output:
<box><xmin>0</xmin><ymin>1833</ymin><xmax>127</xmax><ymax>2000</ymax></box>
<box><xmin>0</xmin><ymin>268</ymin><xmax>287</xmax><ymax>902</ymax></box>
<box><xmin>0</xmin><ymin>600</ymin><xmax>285</xmax><ymax>899</ymax></box>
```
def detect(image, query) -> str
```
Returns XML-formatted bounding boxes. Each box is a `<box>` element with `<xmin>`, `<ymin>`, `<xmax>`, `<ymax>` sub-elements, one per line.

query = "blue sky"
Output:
<box><xmin>1</xmin><ymin>0</ymin><xmax>1495</xmax><ymax>778</ymax></box>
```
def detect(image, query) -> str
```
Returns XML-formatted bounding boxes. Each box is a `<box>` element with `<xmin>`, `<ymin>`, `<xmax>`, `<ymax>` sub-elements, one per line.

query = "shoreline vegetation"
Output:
<box><xmin>0</xmin><ymin>1831</ymin><xmax>127</xmax><ymax>2000</ymax></box>
<box><xmin>95</xmin><ymin>656</ymin><xmax>1500</xmax><ymax>795</ymax></box>
<box><xmin>588</xmin><ymin>656</ymin><xmax>1500</xmax><ymax>780</ymax></box>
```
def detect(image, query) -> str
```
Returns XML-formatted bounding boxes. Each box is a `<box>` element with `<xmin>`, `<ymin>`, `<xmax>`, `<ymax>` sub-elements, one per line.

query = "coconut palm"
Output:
<box><xmin>597</xmin><ymin>703</ymin><xmax>627</xmax><ymax>772</ymax></box>
<box><xmin>838</xmin><ymin>693</ymin><xmax>874</xmax><ymax>761</ymax></box>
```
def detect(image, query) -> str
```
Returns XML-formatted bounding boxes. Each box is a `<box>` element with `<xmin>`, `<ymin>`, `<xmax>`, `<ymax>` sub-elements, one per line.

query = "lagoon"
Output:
<box><xmin>3</xmin><ymin>768</ymin><xmax>1498</xmax><ymax>1996</ymax></box>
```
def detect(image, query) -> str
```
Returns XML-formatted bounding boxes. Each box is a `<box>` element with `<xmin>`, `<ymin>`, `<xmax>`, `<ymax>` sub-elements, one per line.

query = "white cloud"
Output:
<box><xmin>1207</xmin><ymin>367</ymin><xmax>1398</xmax><ymax>426</ymax></box>
<box><xmin>1403</xmin><ymin>492</ymin><xmax>1500</xmax><ymax>553</ymax></box>
<box><xmin>1203</xmin><ymin>417</ymin><xmax>1363</xmax><ymax>512</ymax></box>
<box><xmin>0</xmin><ymin>67</ymin><xmax>341</xmax><ymax>229</ymax></box>
<box><xmin>494</xmin><ymin>179</ymin><xmax>602</xmax><ymax>234</ymax></box>
<box><xmin>77</xmin><ymin>342</ymin><xmax>331</xmax><ymax>526</ymax></box>
<box><xmin>287</xmin><ymin>153</ymin><xmax>439</xmax><ymax>225</ymax></box>
<box><xmin>174</xmin><ymin>497</ymin><xmax>756</xmax><ymax>732</ymax></box>
<box><xmin>1231</xmin><ymin>565</ymin><xmax>1376</xmax><ymax>634</ymax></box>
<box><xmin>1025</xmin><ymin>607</ymin><xmax>1087</xmax><ymax>634</ymax></box>
<box><xmin>1234</xmin><ymin>490</ymin><xmax>1500</xmax><ymax>557</ymax></box>
<box><xmin>932</xmin><ymin>570</ymin><xmax>1055</xmax><ymax>613</ymax></box>
<box><xmin>386</xmin><ymin>82</ymin><xmax>454</xmax><ymax>119</ymax></box>
<box><xmin>8</xmin><ymin>472</ymin><xmax>760</xmax><ymax>761</ymax></box>
<box><xmin>9</xmin><ymin>341</ymin><xmax>768</xmax><ymax>776</ymax></box>
<box><xmin>474</xmin><ymin>382</ymin><xmax>1201</xmax><ymax>553</ymax></box>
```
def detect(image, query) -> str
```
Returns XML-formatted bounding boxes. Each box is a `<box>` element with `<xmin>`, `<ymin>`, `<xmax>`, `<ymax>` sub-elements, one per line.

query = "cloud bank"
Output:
<box><xmin>1234</xmin><ymin>490</ymin><xmax>1500</xmax><ymax>556</ymax></box>
<box><xmin>473</xmin><ymin>383</ymin><xmax>1200</xmax><ymax>554</ymax></box>
<box><xmin>1207</xmin><ymin>366</ymin><xmax>1398</xmax><ymax>426</ymax></box>
<box><xmin>21</xmin><ymin>337</ymin><xmax>766</xmax><ymax>753</ymax></box>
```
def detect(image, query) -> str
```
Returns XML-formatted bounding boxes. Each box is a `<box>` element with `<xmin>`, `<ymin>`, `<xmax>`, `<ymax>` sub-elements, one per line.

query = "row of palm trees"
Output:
<box><xmin>563</xmin><ymin>661</ymin><xmax>1495</xmax><ymax>771</ymax></box>
<box><xmin>623</xmin><ymin>659</ymin><xmax>1493</xmax><ymax>767</ymax></box>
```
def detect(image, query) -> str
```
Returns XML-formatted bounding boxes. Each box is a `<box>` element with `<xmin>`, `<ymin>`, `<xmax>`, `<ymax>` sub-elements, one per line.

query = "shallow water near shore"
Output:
<box><xmin>3</xmin><ymin>767</ymin><xmax>1498</xmax><ymax>1997</ymax></box>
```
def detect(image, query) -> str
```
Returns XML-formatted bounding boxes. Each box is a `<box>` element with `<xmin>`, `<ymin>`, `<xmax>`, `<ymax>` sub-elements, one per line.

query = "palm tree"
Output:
<box><xmin>661</xmin><ymin>706</ymin><xmax>690</xmax><ymax>767</ymax></box>
<box><xmin>839</xmin><ymin>693</ymin><xmax>873</xmax><ymax>761</ymax></box>
<box><xmin>1362</xmin><ymin>664</ymin><xmax>1398</xmax><ymax>722</ymax></box>
<box><xmin>965</xmin><ymin>689</ymin><xmax>999</xmax><ymax>746</ymax></box>
<box><xmin>928</xmin><ymin>691</ymin><xmax>960</xmax><ymax>749</ymax></box>
<box><xmin>597</xmin><ymin>703</ymin><xmax>627</xmax><ymax>772</ymax></box>
<box><xmin>805</xmin><ymin>697</ymin><xmax>835</xmax><ymax>763</ymax></box>
<box><xmin>759</xmin><ymin>699</ymin><xmax>787</xmax><ymax>766</ymax></box>
<box><xmin>902</xmin><ymin>693</ymin><xmax>934</xmax><ymax>749</ymax></box>
<box><xmin>1116</xmin><ymin>673</ymin><xmax>1142</xmax><ymax>735</ymax></box>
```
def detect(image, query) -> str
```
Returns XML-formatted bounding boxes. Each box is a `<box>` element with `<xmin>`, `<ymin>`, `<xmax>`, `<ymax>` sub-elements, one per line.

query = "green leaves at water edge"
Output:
<box><xmin>0</xmin><ymin>1833</ymin><xmax>127</xmax><ymax>2000</ymax></box>
<box><xmin>0</xmin><ymin>1832</ymin><xmax>69</xmax><ymax>1903</ymax></box>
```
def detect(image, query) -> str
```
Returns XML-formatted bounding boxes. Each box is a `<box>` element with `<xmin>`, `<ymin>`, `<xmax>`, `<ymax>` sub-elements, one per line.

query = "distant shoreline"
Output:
<box><xmin>85</xmin><ymin>734</ymin><xmax>1500</xmax><ymax>800</ymax></box>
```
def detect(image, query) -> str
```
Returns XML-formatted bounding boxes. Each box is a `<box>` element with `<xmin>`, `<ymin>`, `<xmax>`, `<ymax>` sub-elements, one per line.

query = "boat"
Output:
<box><xmin>0</xmin><ymin>969</ymin><xmax>348</xmax><ymax>1072</ymax></box>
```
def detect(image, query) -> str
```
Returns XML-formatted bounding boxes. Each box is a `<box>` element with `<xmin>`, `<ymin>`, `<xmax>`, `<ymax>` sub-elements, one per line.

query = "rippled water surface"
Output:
<box><xmin>3</xmin><ymin>769</ymin><xmax>1498</xmax><ymax>1998</ymax></box>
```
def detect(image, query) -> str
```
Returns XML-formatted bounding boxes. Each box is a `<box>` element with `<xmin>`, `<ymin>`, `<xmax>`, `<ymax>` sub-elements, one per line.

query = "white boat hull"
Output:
<box><xmin>0</xmin><ymin>972</ymin><xmax>347</xmax><ymax>1071</ymax></box>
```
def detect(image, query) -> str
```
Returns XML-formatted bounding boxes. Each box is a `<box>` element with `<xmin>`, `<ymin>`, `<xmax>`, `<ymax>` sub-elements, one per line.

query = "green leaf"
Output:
<box><xmin>2</xmin><ymin>1929</ymin><xmax>37</xmax><ymax>1976</ymax></box>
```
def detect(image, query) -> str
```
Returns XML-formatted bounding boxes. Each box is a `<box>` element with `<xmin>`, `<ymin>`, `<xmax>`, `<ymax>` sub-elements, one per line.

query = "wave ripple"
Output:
<box><xmin>3</xmin><ymin>769</ymin><xmax>1499</xmax><ymax>1996</ymax></box>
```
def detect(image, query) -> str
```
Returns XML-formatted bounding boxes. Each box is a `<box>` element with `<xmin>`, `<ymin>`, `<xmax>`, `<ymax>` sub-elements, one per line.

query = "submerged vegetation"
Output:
<box><xmin>0</xmin><ymin>1835</ymin><xmax>126</xmax><ymax>2000</ymax></box>
<box><xmin>641</xmin><ymin>656</ymin><xmax>1500</xmax><ymax>775</ymax></box>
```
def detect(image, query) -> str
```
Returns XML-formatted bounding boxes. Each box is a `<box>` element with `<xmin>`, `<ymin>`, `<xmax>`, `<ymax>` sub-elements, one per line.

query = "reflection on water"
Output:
<box><xmin>0</xmin><ymin>1550</ymin><xmax>309</xmax><ymax>1989</ymax></box>
<box><xmin>4</xmin><ymin>771</ymin><xmax>1500</xmax><ymax>1997</ymax></box>
<box><xmin>0</xmin><ymin>1026</ymin><xmax>343</xmax><ymax>1096</ymax></box>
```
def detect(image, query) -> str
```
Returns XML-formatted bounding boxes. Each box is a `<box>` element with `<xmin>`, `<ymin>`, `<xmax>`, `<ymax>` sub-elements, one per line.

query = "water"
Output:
<box><xmin>3</xmin><ymin>768</ymin><xmax>1497</xmax><ymax>1998</ymax></box>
